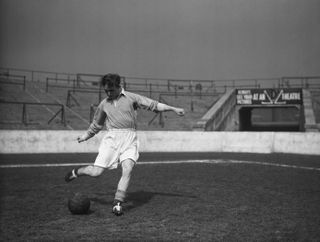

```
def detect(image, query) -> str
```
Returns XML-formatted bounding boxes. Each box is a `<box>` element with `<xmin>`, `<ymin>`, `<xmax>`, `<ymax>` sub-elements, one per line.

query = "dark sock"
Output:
<box><xmin>74</xmin><ymin>167</ymin><xmax>79</xmax><ymax>176</ymax></box>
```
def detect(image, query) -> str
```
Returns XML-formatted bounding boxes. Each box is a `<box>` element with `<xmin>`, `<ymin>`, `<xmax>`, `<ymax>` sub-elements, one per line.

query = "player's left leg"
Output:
<box><xmin>112</xmin><ymin>159</ymin><xmax>135</xmax><ymax>215</ymax></box>
<box><xmin>66</xmin><ymin>132</ymin><xmax>120</xmax><ymax>183</ymax></box>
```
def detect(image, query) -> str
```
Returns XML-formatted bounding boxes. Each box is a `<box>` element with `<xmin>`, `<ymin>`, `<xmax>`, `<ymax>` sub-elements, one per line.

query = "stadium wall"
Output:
<box><xmin>0</xmin><ymin>130</ymin><xmax>319</xmax><ymax>155</ymax></box>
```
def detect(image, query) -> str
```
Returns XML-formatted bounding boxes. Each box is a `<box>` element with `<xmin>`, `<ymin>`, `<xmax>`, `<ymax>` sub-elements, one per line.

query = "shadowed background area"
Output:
<box><xmin>0</xmin><ymin>0</ymin><xmax>319</xmax><ymax>79</ymax></box>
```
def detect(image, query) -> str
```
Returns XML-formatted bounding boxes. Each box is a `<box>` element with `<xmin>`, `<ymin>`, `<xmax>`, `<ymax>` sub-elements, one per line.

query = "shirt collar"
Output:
<box><xmin>106</xmin><ymin>88</ymin><xmax>126</xmax><ymax>102</ymax></box>
<box><xmin>120</xmin><ymin>88</ymin><xmax>127</xmax><ymax>97</ymax></box>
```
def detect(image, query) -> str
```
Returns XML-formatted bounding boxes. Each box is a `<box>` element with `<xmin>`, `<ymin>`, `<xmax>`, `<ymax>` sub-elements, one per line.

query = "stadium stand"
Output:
<box><xmin>0</xmin><ymin>68</ymin><xmax>319</xmax><ymax>131</ymax></box>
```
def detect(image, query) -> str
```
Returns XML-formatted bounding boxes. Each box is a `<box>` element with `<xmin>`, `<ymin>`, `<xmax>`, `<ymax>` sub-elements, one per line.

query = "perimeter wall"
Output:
<box><xmin>0</xmin><ymin>130</ymin><xmax>319</xmax><ymax>155</ymax></box>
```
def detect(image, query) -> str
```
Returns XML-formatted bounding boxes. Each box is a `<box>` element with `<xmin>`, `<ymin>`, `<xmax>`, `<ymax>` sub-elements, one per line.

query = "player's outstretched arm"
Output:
<box><xmin>157</xmin><ymin>103</ymin><xmax>185</xmax><ymax>116</ymax></box>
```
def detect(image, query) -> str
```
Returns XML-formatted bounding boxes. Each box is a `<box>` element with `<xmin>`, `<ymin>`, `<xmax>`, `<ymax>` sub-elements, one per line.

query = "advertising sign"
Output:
<box><xmin>236</xmin><ymin>88</ymin><xmax>302</xmax><ymax>105</ymax></box>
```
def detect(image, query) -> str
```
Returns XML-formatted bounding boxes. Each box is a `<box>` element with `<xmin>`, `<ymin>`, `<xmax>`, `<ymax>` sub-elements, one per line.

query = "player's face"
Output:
<box><xmin>104</xmin><ymin>85</ymin><xmax>121</xmax><ymax>100</ymax></box>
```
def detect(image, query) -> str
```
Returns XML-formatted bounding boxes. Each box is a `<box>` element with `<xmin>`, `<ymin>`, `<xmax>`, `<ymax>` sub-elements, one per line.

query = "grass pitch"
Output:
<box><xmin>0</xmin><ymin>153</ymin><xmax>320</xmax><ymax>241</ymax></box>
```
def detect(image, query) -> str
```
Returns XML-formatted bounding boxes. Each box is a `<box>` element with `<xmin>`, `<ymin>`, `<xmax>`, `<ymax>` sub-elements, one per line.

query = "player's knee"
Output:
<box><xmin>121</xmin><ymin>159</ymin><xmax>134</xmax><ymax>177</ymax></box>
<box><xmin>89</xmin><ymin>166</ymin><xmax>104</xmax><ymax>177</ymax></box>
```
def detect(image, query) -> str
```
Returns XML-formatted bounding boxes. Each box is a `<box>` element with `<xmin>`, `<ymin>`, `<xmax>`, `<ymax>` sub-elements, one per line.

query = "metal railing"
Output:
<box><xmin>66</xmin><ymin>89</ymin><xmax>103</xmax><ymax>107</ymax></box>
<box><xmin>45</xmin><ymin>77</ymin><xmax>78</xmax><ymax>92</ymax></box>
<box><xmin>0</xmin><ymin>101</ymin><xmax>66</xmax><ymax>126</ymax></box>
<box><xmin>2</xmin><ymin>67</ymin><xmax>319</xmax><ymax>91</ymax></box>
<box><xmin>281</xmin><ymin>76</ymin><xmax>320</xmax><ymax>89</ymax></box>
<box><xmin>0</xmin><ymin>73</ymin><xmax>26</xmax><ymax>90</ymax></box>
<box><xmin>0</xmin><ymin>67</ymin><xmax>76</xmax><ymax>83</ymax></box>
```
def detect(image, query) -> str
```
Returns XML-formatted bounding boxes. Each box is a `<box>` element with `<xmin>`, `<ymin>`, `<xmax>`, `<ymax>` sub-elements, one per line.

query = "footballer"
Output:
<box><xmin>65</xmin><ymin>73</ymin><xmax>185</xmax><ymax>215</ymax></box>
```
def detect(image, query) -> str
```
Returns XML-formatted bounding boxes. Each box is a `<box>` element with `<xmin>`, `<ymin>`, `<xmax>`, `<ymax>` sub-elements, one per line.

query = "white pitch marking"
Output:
<box><xmin>0</xmin><ymin>160</ymin><xmax>203</xmax><ymax>168</ymax></box>
<box><xmin>0</xmin><ymin>163</ymin><xmax>91</xmax><ymax>168</ymax></box>
<box><xmin>204</xmin><ymin>159</ymin><xmax>320</xmax><ymax>172</ymax></box>
<box><xmin>0</xmin><ymin>159</ymin><xmax>319</xmax><ymax>171</ymax></box>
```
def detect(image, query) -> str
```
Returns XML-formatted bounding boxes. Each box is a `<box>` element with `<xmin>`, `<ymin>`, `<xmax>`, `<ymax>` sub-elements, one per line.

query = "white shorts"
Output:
<box><xmin>94</xmin><ymin>129</ymin><xmax>139</xmax><ymax>169</ymax></box>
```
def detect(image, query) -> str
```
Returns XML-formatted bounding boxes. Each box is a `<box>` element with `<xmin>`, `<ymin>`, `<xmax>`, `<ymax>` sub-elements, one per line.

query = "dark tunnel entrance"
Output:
<box><xmin>238</xmin><ymin>106</ymin><xmax>302</xmax><ymax>131</ymax></box>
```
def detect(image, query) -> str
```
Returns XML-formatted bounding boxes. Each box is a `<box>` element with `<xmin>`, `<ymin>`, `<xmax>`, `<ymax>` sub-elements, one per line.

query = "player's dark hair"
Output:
<box><xmin>100</xmin><ymin>73</ymin><xmax>121</xmax><ymax>88</ymax></box>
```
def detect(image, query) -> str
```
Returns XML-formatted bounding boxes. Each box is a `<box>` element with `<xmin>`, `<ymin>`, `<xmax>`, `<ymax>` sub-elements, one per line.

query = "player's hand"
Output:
<box><xmin>77</xmin><ymin>133</ymin><xmax>89</xmax><ymax>143</ymax></box>
<box><xmin>174</xmin><ymin>108</ymin><xmax>185</xmax><ymax>116</ymax></box>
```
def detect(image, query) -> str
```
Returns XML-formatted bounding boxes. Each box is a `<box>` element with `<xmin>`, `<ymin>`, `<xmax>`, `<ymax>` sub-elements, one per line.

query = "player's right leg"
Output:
<box><xmin>112</xmin><ymin>159</ymin><xmax>135</xmax><ymax>215</ymax></box>
<box><xmin>65</xmin><ymin>165</ymin><xmax>104</xmax><ymax>182</ymax></box>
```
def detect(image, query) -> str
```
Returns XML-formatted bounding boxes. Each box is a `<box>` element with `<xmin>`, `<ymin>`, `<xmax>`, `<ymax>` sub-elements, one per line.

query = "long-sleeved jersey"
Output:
<box><xmin>87</xmin><ymin>89</ymin><xmax>158</xmax><ymax>137</ymax></box>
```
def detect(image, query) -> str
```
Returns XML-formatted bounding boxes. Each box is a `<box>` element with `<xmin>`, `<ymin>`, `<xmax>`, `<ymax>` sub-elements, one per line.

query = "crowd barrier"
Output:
<box><xmin>0</xmin><ymin>130</ymin><xmax>319</xmax><ymax>155</ymax></box>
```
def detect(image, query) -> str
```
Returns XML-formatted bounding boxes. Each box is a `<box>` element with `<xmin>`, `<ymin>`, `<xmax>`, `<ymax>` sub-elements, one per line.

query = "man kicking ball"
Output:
<box><xmin>65</xmin><ymin>73</ymin><xmax>185</xmax><ymax>216</ymax></box>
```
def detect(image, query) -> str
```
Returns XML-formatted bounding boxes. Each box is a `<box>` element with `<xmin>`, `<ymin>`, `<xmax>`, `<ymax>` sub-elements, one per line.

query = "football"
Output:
<box><xmin>68</xmin><ymin>192</ymin><xmax>91</xmax><ymax>215</ymax></box>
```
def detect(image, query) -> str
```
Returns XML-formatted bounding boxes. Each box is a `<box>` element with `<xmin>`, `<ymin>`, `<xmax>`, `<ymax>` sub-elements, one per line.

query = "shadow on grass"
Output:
<box><xmin>90</xmin><ymin>190</ymin><xmax>197</xmax><ymax>212</ymax></box>
<box><xmin>125</xmin><ymin>190</ymin><xmax>197</xmax><ymax>211</ymax></box>
<box><xmin>89</xmin><ymin>192</ymin><xmax>114</xmax><ymax>206</ymax></box>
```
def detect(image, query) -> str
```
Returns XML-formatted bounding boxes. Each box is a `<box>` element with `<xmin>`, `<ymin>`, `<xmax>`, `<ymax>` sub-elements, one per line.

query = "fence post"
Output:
<box><xmin>149</xmin><ymin>83</ymin><xmax>152</xmax><ymax>97</ymax></box>
<box><xmin>76</xmin><ymin>74</ymin><xmax>80</xmax><ymax>87</ymax></box>
<box><xmin>174</xmin><ymin>85</ymin><xmax>177</xmax><ymax>98</ymax></box>
<box><xmin>99</xmin><ymin>86</ymin><xmax>102</xmax><ymax>102</ymax></box>
<box><xmin>61</xmin><ymin>105</ymin><xmax>66</xmax><ymax>126</ymax></box>
<box><xmin>66</xmin><ymin>90</ymin><xmax>71</xmax><ymax>107</ymax></box>
<box><xmin>73</xmin><ymin>79</ymin><xmax>76</xmax><ymax>93</ymax></box>
<box><xmin>46</xmin><ymin>78</ymin><xmax>49</xmax><ymax>92</ymax></box>
<box><xmin>158</xmin><ymin>95</ymin><xmax>164</xmax><ymax>127</ymax></box>
<box><xmin>90</xmin><ymin>104</ymin><xmax>95</xmax><ymax>123</ymax></box>
<box><xmin>191</xmin><ymin>99</ymin><xmax>194</xmax><ymax>112</ymax></box>
<box><xmin>23</xmin><ymin>76</ymin><xmax>26</xmax><ymax>90</ymax></box>
<box><xmin>22</xmin><ymin>104</ymin><xmax>27</xmax><ymax>125</ymax></box>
